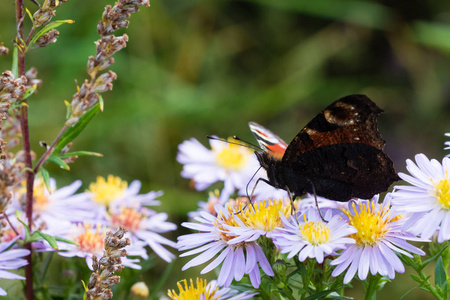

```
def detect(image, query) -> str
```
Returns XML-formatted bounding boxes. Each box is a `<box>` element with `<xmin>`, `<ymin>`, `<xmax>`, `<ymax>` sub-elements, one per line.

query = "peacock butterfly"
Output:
<box><xmin>249</xmin><ymin>94</ymin><xmax>399</xmax><ymax>202</ymax></box>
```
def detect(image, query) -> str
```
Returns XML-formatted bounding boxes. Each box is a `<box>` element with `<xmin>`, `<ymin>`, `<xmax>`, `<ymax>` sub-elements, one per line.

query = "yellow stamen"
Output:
<box><xmin>73</xmin><ymin>223</ymin><xmax>105</xmax><ymax>254</ymax></box>
<box><xmin>300</xmin><ymin>218</ymin><xmax>330</xmax><ymax>245</ymax></box>
<box><xmin>33</xmin><ymin>179</ymin><xmax>51</xmax><ymax>212</ymax></box>
<box><xmin>214</xmin><ymin>140</ymin><xmax>253</xmax><ymax>171</ymax></box>
<box><xmin>344</xmin><ymin>201</ymin><xmax>391</xmax><ymax>246</ymax></box>
<box><xmin>111</xmin><ymin>206</ymin><xmax>144</xmax><ymax>232</ymax></box>
<box><xmin>168</xmin><ymin>278</ymin><xmax>219</xmax><ymax>300</ymax></box>
<box><xmin>213</xmin><ymin>203</ymin><xmax>246</xmax><ymax>242</ymax></box>
<box><xmin>433</xmin><ymin>174</ymin><xmax>450</xmax><ymax>209</ymax></box>
<box><xmin>241</xmin><ymin>199</ymin><xmax>291</xmax><ymax>232</ymax></box>
<box><xmin>87</xmin><ymin>175</ymin><xmax>128</xmax><ymax>206</ymax></box>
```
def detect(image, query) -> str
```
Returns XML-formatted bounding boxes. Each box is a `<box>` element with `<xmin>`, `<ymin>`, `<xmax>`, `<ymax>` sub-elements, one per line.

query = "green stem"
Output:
<box><xmin>365</xmin><ymin>274</ymin><xmax>380</xmax><ymax>300</ymax></box>
<box><xmin>416</xmin><ymin>267</ymin><xmax>444</xmax><ymax>300</ymax></box>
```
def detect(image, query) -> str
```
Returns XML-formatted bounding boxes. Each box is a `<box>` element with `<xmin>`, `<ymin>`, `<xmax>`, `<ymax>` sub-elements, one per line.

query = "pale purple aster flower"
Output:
<box><xmin>391</xmin><ymin>153</ymin><xmax>450</xmax><ymax>242</ymax></box>
<box><xmin>57</xmin><ymin>222</ymin><xmax>145</xmax><ymax>270</ymax></box>
<box><xmin>177</xmin><ymin>138</ymin><xmax>260</xmax><ymax>195</ymax></box>
<box><xmin>445</xmin><ymin>133</ymin><xmax>450</xmax><ymax>156</ymax></box>
<box><xmin>272</xmin><ymin>208</ymin><xmax>357</xmax><ymax>263</ymax></box>
<box><xmin>177</xmin><ymin>204</ymin><xmax>274</xmax><ymax>288</ymax></box>
<box><xmin>0</xmin><ymin>237</ymin><xmax>30</xmax><ymax>296</ymax></box>
<box><xmin>330</xmin><ymin>198</ymin><xmax>425</xmax><ymax>284</ymax></box>
<box><xmin>168</xmin><ymin>278</ymin><xmax>257</xmax><ymax>300</ymax></box>
<box><xmin>8</xmin><ymin>178</ymin><xmax>100</xmax><ymax>231</ymax></box>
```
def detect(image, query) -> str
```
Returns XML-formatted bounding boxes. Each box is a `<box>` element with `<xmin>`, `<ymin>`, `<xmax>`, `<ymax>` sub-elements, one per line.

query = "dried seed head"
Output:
<box><xmin>33</xmin><ymin>9</ymin><xmax>56</xmax><ymax>27</ymax></box>
<box><xmin>0</xmin><ymin>43</ymin><xmax>8</xmax><ymax>56</ymax></box>
<box><xmin>35</xmin><ymin>29</ymin><xmax>59</xmax><ymax>48</ymax></box>
<box><xmin>25</xmin><ymin>68</ymin><xmax>42</xmax><ymax>88</ymax></box>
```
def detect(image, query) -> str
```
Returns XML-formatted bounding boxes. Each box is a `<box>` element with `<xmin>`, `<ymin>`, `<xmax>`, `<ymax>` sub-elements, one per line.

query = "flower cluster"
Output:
<box><xmin>2</xmin><ymin>175</ymin><xmax>176</xmax><ymax>274</ymax></box>
<box><xmin>175</xmin><ymin>134</ymin><xmax>450</xmax><ymax>297</ymax></box>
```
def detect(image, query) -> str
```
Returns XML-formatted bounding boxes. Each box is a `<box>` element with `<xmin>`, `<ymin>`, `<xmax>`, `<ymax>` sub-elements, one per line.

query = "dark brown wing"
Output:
<box><xmin>284</xmin><ymin>94</ymin><xmax>385</xmax><ymax>159</ymax></box>
<box><xmin>282</xmin><ymin>94</ymin><xmax>399</xmax><ymax>201</ymax></box>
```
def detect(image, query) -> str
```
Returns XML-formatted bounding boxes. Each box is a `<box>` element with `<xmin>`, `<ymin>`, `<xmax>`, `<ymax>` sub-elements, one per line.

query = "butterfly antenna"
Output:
<box><xmin>232</xmin><ymin>135</ymin><xmax>261</xmax><ymax>150</ymax></box>
<box><xmin>245</xmin><ymin>166</ymin><xmax>263</xmax><ymax>200</ymax></box>
<box><xmin>310</xmin><ymin>182</ymin><xmax>326</xmax><ymax>222</ymax></box>
<box><xmin>206</xmin><ymin>135</ymin><xmax>260</xmax><ymax>151</ymax></box>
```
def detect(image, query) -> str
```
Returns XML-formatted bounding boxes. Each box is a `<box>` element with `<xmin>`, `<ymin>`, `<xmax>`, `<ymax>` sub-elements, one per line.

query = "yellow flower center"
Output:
<box><xmin>214</xmin><ymin>140</ymin><xmax>252</xmax><ymax>171</ymax></box>
<box><xmin>214</xmin><ymin>203</ymin><xmax>245</xmax><ymax>242</ymax></box>
<box><xmin>300</xmin><ymin>220</ymin><xmax>330</xmax><ymax>245</ymax></box>
<box><xmin>33</xmin><ymin>179</ymin><xmax>51</xmax><ymax>212</ymax></box>
<box><xmin>344</xmin><ymin>201</ymin><xmax>391</xmax><ymax>246</ymax></box>
<box><xmin>433</xmin><ymin>176</ymin><xmax>450</xmax><ymax>209</ymax></box>
<box><xmin>73</xmin><ymin>223</ymin><xmax>105</xmax><ymax>254</ymax></box>
<box><xmin>168</xmin><ymin>278</ymin><xmax>219</xmax><ymax>300</ymax></box>
<box><xmin>111</xmin><ymin>206</ymin><xmax>144</xmax><ymax>232</ymax></box>
<box><xmin>87</xmin><ymin>175</ymin><xmax>128</xmax><ymax>206</ymax></box>
<box><xmin>242</xmin><ymin>199</ymin><xmax>291</xmax><ymax>232</ymax></box>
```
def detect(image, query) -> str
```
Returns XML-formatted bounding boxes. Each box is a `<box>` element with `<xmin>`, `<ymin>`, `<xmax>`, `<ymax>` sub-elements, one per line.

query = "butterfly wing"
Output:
<box><xmin>249</xmin><ymin>122</ymin><xmax>288</xmax><ymax>161</ymax></box>
<box><xmin>282</xmin><ymin>94</ymin><xmax>399</xmax><ymax>201</ymax></box>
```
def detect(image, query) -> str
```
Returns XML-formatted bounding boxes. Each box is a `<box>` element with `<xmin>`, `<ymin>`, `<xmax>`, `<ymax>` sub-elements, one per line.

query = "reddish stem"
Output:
<box><xmin>16</xmin><ymin>0</ymin><xmax>35</xmax><ymax>299</ymax></box>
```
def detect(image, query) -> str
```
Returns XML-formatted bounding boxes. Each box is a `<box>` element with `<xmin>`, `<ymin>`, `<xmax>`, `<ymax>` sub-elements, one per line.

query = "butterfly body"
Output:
<box><xmin>250</xmin><ymin>94</ymin><xmax>399</xmax><ymax>202</ymax></box>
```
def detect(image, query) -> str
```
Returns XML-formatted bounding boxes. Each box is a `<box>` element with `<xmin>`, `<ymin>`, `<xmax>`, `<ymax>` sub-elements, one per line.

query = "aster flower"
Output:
<box><xmin>390</xmin><ymin>154</ymin><xmax>450</xmax><ymax>242</ymax></box>
<box><xmin>57</xmin><ymin>222</ymin><xmax>145</xmax><ymax>270</ymax></box>
<box><xmin>226</xmin><ymin>198</ymin><xmax>292</xmax><ymax>243</ymax></box>
<box><xmin>0</xmin><ymin>237</ymin><xmax>30</xmax><ymax>296</ymax></box>
<box><xmin>168</xmin><ymin>278</ymin><xmax>257</xmax><ymax>300</ymax></box>
<box><xmin>177</xmin><ymin>204</ymin><xmax>274</xmax><ymax>288</ymax></box>
<box><xmin>272</xmin><ymin>208</ymin><xmax>357</xmax><ymax>263</ymax></box>
<box><xmin>9</xmin><ymin>178</ymin><xmax>99</xmax><ymax>231</ymax></box>
<box><xmin>86</xmin><ymin>175</ymin><xmax>177</xmax><ymax>262</ymax></box>
<box><xmin>330</xmin><ymin>198</ymin><xmax>425</xmax><ymax>284</ymax></box>
<box><xmin>177</xmin><ymin>138</ymin><xmax>259</xmax><ymax>195</ymax></box>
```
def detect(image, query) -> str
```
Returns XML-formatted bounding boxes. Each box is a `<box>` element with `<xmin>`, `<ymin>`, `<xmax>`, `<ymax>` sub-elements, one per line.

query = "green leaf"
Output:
<box><xmin>435</xmin><ymin>256</ymin><xmax>447</xmax><ymax>289</ymax></box>
<box><xmin>64</xmin><ymin>100</ymin><xmax>71</xmax><ymax>120</ymax></box>
<box><xmin>57</xmin><ymin>151</ymin><xmax>103</xmax><ymax>158</ymax></box>
<box><xmin>54</xmin><ymin>236</ymin><xmax>77</xmax><ymax>246</ymax></box>
<box><xmin>29</xmin><ymin>19</ymin><xmax>74</xmax><ymax>49</ymax></box>
<box><xmin>47</xmin><ymin>155</ymin><xmax>70</xmax><ymax>170</ymax></box>
<box><xmin>23</xmin><ymin>84</ymin><xmax>37</xmax><ymax>100</ymax></box>
<box><xmin>16</xmin><ymin>216</ymin><xmax>32</xmax><ymax>242</ymax></box>
<box><xmin>410</xmin><ymin>274</ymin><xmax>422</xmax><ymax>284</ymax></box>
<box><xmin>12</xmin><ymin>47</ymin><xmax>18</xmax><ymax>78</ymax></box>
<box><xmin>25</xmin><ymin>8</ymin><xmax>33</xmax><ymax>23</ymax></box>
<box><xmin>422</xmin><ymin>246</ymin><xmax>449</xmax><ymax>270</ymax></box>
<box><xmin>39</xmin><ymin>167</ymin><xmax>52</xmax><ymax>193</ymax></box>
<box><xmin>35</xmin><ymin>231</ymin><xmax>58</xmax><ymax>249</ymax></box>
<box><xmin>54</xmin><ymin>103</ymin><xmax>101</xmax><ymax>155</ymax></box>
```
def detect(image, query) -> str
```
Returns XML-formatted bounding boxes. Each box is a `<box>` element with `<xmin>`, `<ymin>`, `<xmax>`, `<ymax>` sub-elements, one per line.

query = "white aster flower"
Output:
<box><xmin>226</xmin><ymin>198</ymin><xmax>292</xmax><ymax>243</ymax></box>
<box><xmin>0</xmin><ymin>237</ymin><xmax>30</xmax><ymax>296</ymax></box>
<box><xmin>330</xmin><ymin>198</ymin><xmax>425</xmax><ymax>284</ymax></box>
<box><xmin>177</xmin><ymin>138</ymin><xmax>260</xmax><ymax>195</ymax></box>
<box><xmin>391</xmin><ymin>153</ymin><xmax>450</xmax><ymax>242</ymax></box>
<box><xmin>168</xmin><ymin>278</ymin><xmax>258</xmax><ymax>300</ymax></box>
<box><xmin>177</xmin><ymin>203</ymin><xmax>274</xmax><ymax>288</ymax></box>
<box><xmin>272</xmin><ymin>208</ymin><xmax>357</xmax><ymax>263</ymax></box>
<box><xmin>445</xmin><ymin>133</ymin><xmax>450</xmax><ymax>156</ymax></box>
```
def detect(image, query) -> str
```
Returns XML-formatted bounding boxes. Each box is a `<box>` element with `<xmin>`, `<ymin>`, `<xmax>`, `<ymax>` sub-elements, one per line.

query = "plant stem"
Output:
<box><xmin>365</xmin><ymin>274</ymin><xmax>380</xmax><ymax>300</ymax></box>
<box><xmin>16</xmin><ymin>1</ymin><xmax>35</xmax><ymax>299</ymax></box>
<box><xmin>33</xmin><ymin>124</ymin><xmax>69</xmax><ymax>174</ymax></box>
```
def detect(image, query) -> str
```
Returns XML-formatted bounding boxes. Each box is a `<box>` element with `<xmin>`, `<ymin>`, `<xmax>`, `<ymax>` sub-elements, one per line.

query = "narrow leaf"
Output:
<box><xmin>47</xmin><ymin>155</ymin><xmax>70</xmax><ymax>170</ymax></box>
<box><xmin>64</xmin><ymin>100</ymin><xmax>71</xmax><ymax>120</ymax></box>
<box><xmin>54</xmin><ymin>236</ymin><xmax>77</xmax><ymax>245</ymax></box>
<box><xmin>23</xmin><ymin>84</ymin><xmax>37</xmax><ymax>99</ymax></box>
<box><xmin>54</xmin><ymin>103</ymin><xmax>101</xmax><ymax>154</ymax></box>
<box><xmin>36</xmin><ymin>231</ymin><xmax>58</xmax><ymax>249</ymax></box>
<box><xmin>16</xmin><ymin>216</ymin><xmax>32</xmax><ymax>241</ymax></box>
<box><xmin>57</xmin><ymin>151</ymin><xmax>103</xmax><ymax>158</ymax></box>
<box><xmin>435</xmin><ymin>256</ymin><xmax>446</xmax><ymax>288</ymax></box>
<box><xmin>25</xmin><ymin>8</ymin><xmax>33</xmax><ymax>23</ymax></box>
<box><xmin>422</xmin><ymin>246</ymin><xmax>448</xmax><ymax>270</ymax></box>
<box><xmin>39</xmin><ymin>167</ymin><xmax>52</xmax><ymax>194</ymax></box>
<box><xmin>29</xmin><ymin>19</ymin><xmax>74</xmax><ymax>49</ymax></box>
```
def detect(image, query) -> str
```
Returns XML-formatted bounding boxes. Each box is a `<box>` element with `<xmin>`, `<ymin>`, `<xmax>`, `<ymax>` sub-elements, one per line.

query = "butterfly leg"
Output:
<box><xmin>285</xmin><ymin>187</ymin><xmax>297</xmax><ymax>215</ymax></box>
<box><xmin>235</xmin><ymin>177</ymin><xmax>274</xmax><ymax>215</ymax></box>
<box><xmin>310</xmin><ymin>182</ymin><xmax>326</xmax><ymax>222</ymax></box>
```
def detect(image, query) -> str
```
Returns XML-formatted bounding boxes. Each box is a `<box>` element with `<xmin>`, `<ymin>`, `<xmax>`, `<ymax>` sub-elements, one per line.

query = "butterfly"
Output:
<box><xmin>249</xmin><ymin>94</ymin><xmax>400</xmax><ymax>202</ymax></box>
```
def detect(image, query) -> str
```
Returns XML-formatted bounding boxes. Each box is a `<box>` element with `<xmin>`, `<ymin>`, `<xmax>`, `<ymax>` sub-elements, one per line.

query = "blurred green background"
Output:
<box><xmin>1</xmin><ymin>0</ymin><xmax>450</xmax><ymax>298</ymax></box>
